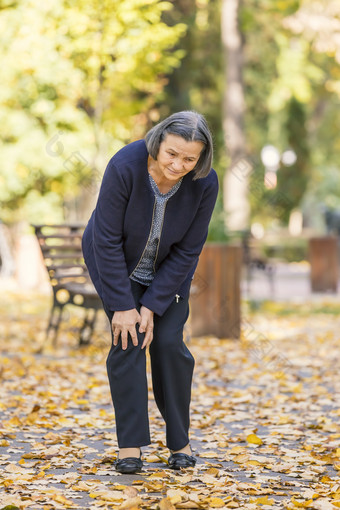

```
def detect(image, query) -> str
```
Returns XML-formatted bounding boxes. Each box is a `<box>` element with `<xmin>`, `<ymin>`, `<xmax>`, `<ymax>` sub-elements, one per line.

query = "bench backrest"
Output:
<box><xmin>33</xmin><ymin>224</ymin><xmax>89</xmax><ymax>287</ymax></box>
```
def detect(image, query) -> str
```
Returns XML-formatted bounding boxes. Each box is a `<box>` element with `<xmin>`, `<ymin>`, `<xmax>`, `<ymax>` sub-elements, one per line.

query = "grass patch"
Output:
<box><xmin>244</xmin><ymin>299</ymin><xmax>340</xmax><ymax>316</ymax></box>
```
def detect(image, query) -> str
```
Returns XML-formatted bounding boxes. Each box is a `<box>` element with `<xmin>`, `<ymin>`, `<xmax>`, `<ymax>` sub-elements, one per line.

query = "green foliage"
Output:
<box><xmin>2</xmin><ymin>0</ymin><xmax>340</xmax><ymax>234</ymax></box>
<box><xmin>207</xmin><ymin>192</ymin><xmax>230</xmax><ymax>242</ymax></box>
<box><xmin>249</xmin><ymin>98</ymin><xmax>310</xmax><ymax>225</ymax></box>
<box><xmin>241</xmin><ymin>0</ymin><xmax>340</xmax><ymax>228</ymax></box>
<box><xmin>0</xmin><ymin>0</ymin><xmax>186</xmax><ymax>224</ymax></box>
<box><xmin>261</xmin><ymin>236</ymin><xmax>308</xmax><ymax>262</ymax></box>
<box><xmin>160</xmin><ymin>0</ymin><xmax>224</xmax><ymax>174</ymax></box>
<box><xmin>247</xmin><ymin>299</ymin><xmax>340</xmax><ymax>317</ymax></box>
<box><xmin>268</xmin><ymin>35</ymin><xmax>324</xmax><ymax>110</ymax></box>
<box><xmin>276</xmin><ymin>98</ymin><xmax>309</xmax><ymax>222</ymax></box>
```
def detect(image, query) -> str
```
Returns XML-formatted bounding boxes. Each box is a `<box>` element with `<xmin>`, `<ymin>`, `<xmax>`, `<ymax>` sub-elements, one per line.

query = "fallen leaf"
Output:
<box><xmin>89</xmin><ymin>490</ymin><xmax>124</xmax><ymax>502</ymax></box>
<box><xmin>177</xmin><ymin>502</ymin><xmax>200</xmax><ymax>509</ymax></box>
<box><xmin>205</xmin><ymin>467</ymin><xmax>220</xmax><ymax>476</ymax></box>
<box><xmin>2</xmin><ymin>291</ymin><xmax>340</xmax><ymax>510</ymax></box>
<box><xmin>124</xmin><ymin>486</ymin><xmax>139</xmax><ymax>498</ymax></box>
<box><xmin>159</xmin><ymin>498</ymin><xmax>176</xmax><ymax>510</ymax></box>
<box><xmin>206</xmin><ymin>497</ymin><xmax>225</xmax><ymax>508</ymax></box>
<box><xmin>246</xmin><ymin>434</ymin><xmax>263</xmax><ymax>445</ymax></box>
<box><xmin>118</xmin><ymin>497</ymin><xmax>143</xmax><ymax>509</ymax></box>
<box><xmin>255</xmin><ymin>496</ymin><xmax>275</xmax><ymax>505</ymax></box>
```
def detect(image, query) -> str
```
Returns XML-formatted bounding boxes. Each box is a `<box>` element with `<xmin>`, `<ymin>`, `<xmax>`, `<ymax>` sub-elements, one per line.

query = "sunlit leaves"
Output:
<box><xmin>268</xmin><ymin>34</ymin><xmax>324</xmax><ymax>111</ymax></box>
<box><xmin>1</xmin><ymin>291</ymin><xmax>340</xmax><ymax>508</ymax></box>
<box><xmin>0</xmin><ymin>0</ymin><xmax>185</xmax><ymax>223</ymax></box>
<box><xmin>246</xmin><ymin>433</ymin><xmax>263</xmax><ymax>446</ymax></box>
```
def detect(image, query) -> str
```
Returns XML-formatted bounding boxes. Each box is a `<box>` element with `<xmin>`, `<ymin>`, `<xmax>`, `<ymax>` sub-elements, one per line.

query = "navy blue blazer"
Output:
<box><xmin>82</xmin><ymin>139</ymin><xmax>219</xmax><ymax>316</ymax></box>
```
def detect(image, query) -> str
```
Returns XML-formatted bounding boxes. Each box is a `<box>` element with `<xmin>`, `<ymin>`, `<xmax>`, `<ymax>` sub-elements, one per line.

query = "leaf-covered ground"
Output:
<box><xmin>1</xmin><ymin>285</ymin><xmax>340</xmax><ymax>509</ymax></box>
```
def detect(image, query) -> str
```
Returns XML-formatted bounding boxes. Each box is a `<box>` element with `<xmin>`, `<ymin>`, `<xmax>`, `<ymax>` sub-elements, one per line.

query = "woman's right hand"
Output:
<box><xmin>111</xmin><ymin>309</ymin><xmax>141</xmax><ymax>350</ymax></box>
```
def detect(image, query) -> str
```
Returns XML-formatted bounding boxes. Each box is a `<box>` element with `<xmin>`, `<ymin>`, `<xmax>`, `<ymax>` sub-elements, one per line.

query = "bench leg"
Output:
<box><xmin>267</xmin><ymin>266</ymin><xmax>275</xmax><ymax>297</ymax></box>
<box><xmin>79</xmin><ymin>308</ymin><xmax>98</xmax><ymax>345</ymax></box>
<box><xmin>46</xmin><ymin>301</ymin><xmax>64</xmax><ymax>346</ymax></box>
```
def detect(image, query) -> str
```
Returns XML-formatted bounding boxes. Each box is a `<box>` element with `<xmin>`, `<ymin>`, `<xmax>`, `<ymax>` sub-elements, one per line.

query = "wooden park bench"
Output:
<box><xmin>33</xmin><ymin>224</ymin><xmax>102</xmax><ymax>345</ymax></box>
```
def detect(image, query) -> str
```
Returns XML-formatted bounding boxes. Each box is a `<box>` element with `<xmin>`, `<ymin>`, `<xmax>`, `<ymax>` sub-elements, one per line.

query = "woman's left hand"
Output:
<box><xmin>139</xmin><ymin>306</ymin><xmax>154</xmax><ymax>349</ymax></box>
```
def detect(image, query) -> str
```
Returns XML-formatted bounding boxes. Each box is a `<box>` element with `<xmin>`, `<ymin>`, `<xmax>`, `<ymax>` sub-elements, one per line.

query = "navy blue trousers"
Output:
<box><xmin>104</xmin><ymin>280</ymin><xmax>195</xmax><ymax>451</ymax></box>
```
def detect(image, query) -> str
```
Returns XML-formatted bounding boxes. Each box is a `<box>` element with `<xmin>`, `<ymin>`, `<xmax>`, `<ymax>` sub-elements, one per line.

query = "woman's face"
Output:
<box><xmin>155</xmin><ymin>134</ymin><xmax>204</xmax><ymax>182</ymax></box>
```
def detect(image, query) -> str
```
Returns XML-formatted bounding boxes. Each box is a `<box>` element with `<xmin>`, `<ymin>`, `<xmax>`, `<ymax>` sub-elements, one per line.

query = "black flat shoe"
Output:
<box><xmin>168</xmin><ymin>452</ymin><xmax>196</xmax><ymax>470</ymax></box>
<box><xmin>115</xmin><ymin>456</ymin><xmax>143</xmax><ymax>474</ymax></box>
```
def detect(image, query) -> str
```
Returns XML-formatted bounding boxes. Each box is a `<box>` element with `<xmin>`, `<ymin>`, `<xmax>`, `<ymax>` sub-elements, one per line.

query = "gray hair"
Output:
<box><xmin>145</xmin><ymin>111</ymin><xmax>213</xmax><ymax>179</ymax></box>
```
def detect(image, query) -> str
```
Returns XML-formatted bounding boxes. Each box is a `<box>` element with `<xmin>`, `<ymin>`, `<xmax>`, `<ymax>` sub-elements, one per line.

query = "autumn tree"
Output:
<box><xmin>0</xmin><ymin>0</ymin><xmax>186</xmax><ymax>224</ymax></box>
<box><xmin>221</xmin><ymin>0</ymin><xmax>249</xmax><ymax>232</ymax></box>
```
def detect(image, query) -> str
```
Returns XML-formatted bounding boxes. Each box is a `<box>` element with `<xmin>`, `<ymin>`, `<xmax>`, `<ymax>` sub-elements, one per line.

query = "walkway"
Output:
<box><xmin>0</xmin><ymin>277</ymin><xmax>340</xmax><ymax>509</ymax></box>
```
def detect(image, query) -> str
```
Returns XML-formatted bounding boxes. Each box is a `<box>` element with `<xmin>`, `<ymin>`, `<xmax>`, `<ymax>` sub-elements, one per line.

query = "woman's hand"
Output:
<box><xmin>111</xmin><ymin>309</ymin><xmax>141</xmax><ymax>350</ymax></box>
<box><xmin>139</xmin><ymin>306</ymin><xmax>154</xmax><ymax>349</ymax></box>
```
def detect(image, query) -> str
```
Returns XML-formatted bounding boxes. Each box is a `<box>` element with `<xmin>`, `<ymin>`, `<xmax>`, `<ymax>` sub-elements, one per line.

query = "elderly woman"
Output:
<box><xmin>82</xmin><ymin>111</ymin><xmax>218</xmax><ymax>473</ymax></box>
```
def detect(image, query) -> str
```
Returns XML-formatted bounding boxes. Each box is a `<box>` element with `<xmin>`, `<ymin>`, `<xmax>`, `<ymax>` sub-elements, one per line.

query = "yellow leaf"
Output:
<box><xmin>246</xmin><ymin>434</ymin><xmax>263</xmax><ymax>445</ymax></box>
<box><xmin>172</xmin><ymin>474</ymin><xmax>193</xmax><ymax>484</ymax></box>
<box><xmin>334</xmin><ymin>464</ymin><xmax>340</xmax><ymax>471</ymax></box>
<box><xmin>123</xmin><ymin>487</ymin><xmax>139</xmax><ymax>498</ymax></box>
<box><xmin>335</xmin><ymin>449</ymin><xmax>340</xmax><ymax>457</ymax></box>
<box><xmin>147</xmin><ymin>470</ymin><xmax>169</xmax><ymax>478</ymax></box>
<box><xmin>0</xmin><ymin>440</ymin><xmax>10</xmax><ymax>447</ymax></box>
<box><xmin>247</xmin><ymin>460</ymin><xmax>262</xmax><ymax>466</ymax></box>
<box><xmin>5</xmin><ymin>464</ymin><xmax>27</xmax><ymax>474</ymax></box>
<box><xmin>291</xmin><ymin>498</ymin><xmax>314</xmax><ymax>507</ymax></box>
<box><xmin>159</xmin><ymin>498</ymin><xmax>176</xmax><ymax>510</ymax></box>
<box><xmin>144</xmin><ymin>482</ymin><xmax>163</xmax><ymax>492</ymax></box>
<box><xmin>3</xmin><ymin>416</ymin><xmax>22</xmax><ymax>427</ymax></box>
<box><xmin>166</xmin><ymin>491</ymin><xmax>184</xmax><ymax>504</ymax></box>
<box><xmin>291</xmin><ymin>383</ymin><xmax>303</xmax><ymax>393</ymax></box>
<box><xmin>199</xmin><ymin>452</ymin><xmax>218</xmax><ymax>458</ymax></box>
<box><xmin>256</xmin><ymin>496</ymin><xmax>275</xmax><ymax>505</ymax></box>
<box><xmin>207</xmin><ymin>497</ymin><xmax>225</xmax><ymax>508</ymax></box>
<box><xmin>277</xmin><ymin>416</ymin><xmax>292</xmax><ymax>425</ymax></box>
<box><xmin>90</xmin><ymin>490</ymin><xmax>124</xmax><ymax>501</ymax></box>
<box><xmin>100</xmin><ymin>456</ymin><xmax>115</xmax><ymax>464</ymax></box>
<box><xmin>205</xmin><ymin>467</ymin><xmax>220</xmax><ymax>476</ymax></box>
<box><xmin>118</xmin><ymin>497</ymin><xmax>143</xmax><ymax>509</ymax></box>
<box><xmin>22</xmin><ymin>452</ymin><xmax>42</xmax><ymax>460</ymax></box>
<box><xmin>79</xmin><ymin>466</ymin><xmax>97</xmax><ymax>474</ymax></box>
<box><xmin>177</xmin><ymin>502</ymin><xmax>200</xmax><ymax>509</ymax></box>
<box><xmin>145</xmin><ymin>454</ymin><xmax>162</xmax><ymax>463</ymax></box>
<box><xmin>52</xmin><ymin>494</ymin><xmax>75</xmax><ymax>507</ymax></box>
<box><xmin>26</xmin><ymin>412</ymin><xmax>39</xmax><ymax>425</ymax></box>
<box><xmin>229</xmin><ymin>446</ymin><xmax>245</xmax><ymax>455</ymax></box>
<box><xmin>232</xmin><ymin>454</ymin><xmax>249</xmax><ymax>463</ymax></box>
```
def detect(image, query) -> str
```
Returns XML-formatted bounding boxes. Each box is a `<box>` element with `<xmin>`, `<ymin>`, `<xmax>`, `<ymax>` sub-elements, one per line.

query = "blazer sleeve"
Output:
<box><xmin>139</xmin><ymin>171</ymin><xmax>219</xmax><ymax>316</ymax></box>
<box><xmin>92</xmin><ymin>160</ymin><xmax>136</xmax><ymax>312</ymax></box>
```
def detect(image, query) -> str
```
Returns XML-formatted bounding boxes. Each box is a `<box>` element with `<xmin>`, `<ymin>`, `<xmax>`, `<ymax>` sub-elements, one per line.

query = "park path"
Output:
<box><xmin>0</xmin><ymin>278</ymin><xmax>340</xmax><ymax>509</ymax></box>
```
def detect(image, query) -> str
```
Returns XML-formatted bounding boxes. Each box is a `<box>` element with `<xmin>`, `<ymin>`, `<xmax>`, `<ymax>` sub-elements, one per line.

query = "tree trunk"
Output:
<box><xmin>221</xmin><ymin>0</ymin><xmax>249</xmax><ymax>232</ymax></box>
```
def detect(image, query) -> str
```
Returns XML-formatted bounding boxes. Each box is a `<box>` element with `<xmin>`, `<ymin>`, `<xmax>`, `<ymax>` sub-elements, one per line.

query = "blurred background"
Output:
<box><xmin>1</xmin><ymin>0</ymin><xmax>340</xmax><ymax>310</ymax></box>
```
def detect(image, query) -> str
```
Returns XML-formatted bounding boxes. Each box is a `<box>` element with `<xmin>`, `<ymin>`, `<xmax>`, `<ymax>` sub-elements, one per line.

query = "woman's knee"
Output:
<box><xmin>151</xmin><ymin>326</ymin><xmax>185</xmax><ymax>352</ymax></box>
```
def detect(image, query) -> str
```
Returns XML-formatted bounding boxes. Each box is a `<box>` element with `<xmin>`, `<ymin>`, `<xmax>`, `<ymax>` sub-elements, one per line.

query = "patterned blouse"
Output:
<box><xmin>130</xmin><ymin>174</ymin><xmax>183</xmax><ymax>286</ymax></box>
